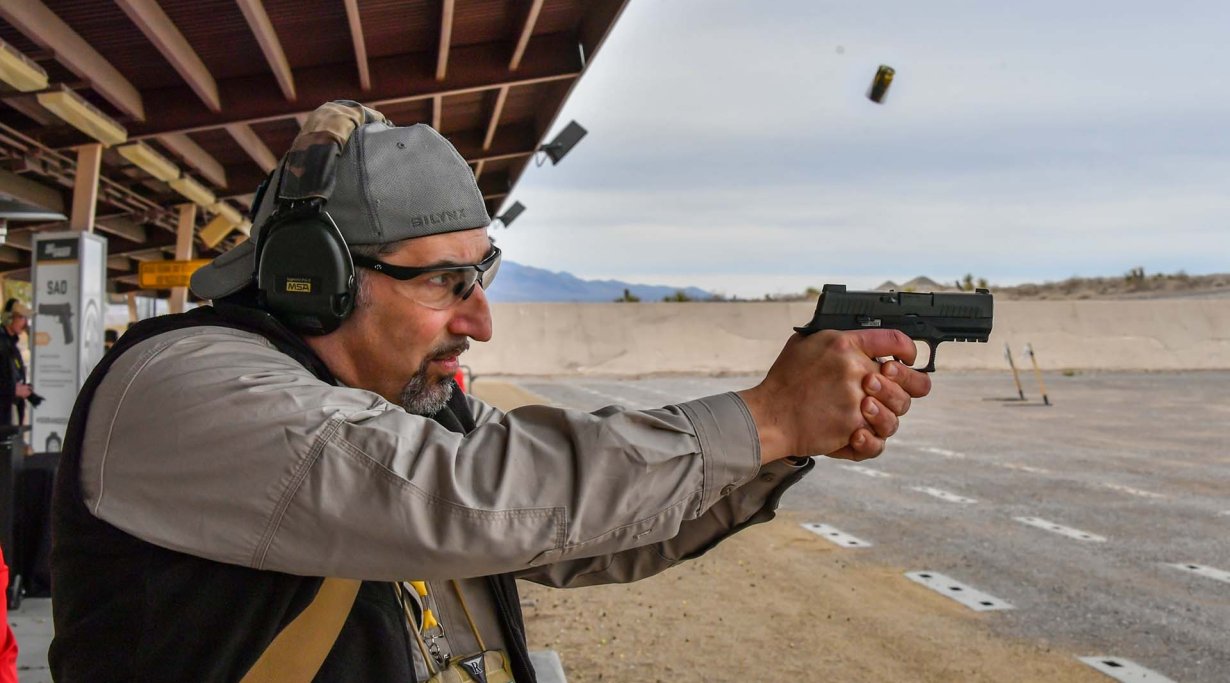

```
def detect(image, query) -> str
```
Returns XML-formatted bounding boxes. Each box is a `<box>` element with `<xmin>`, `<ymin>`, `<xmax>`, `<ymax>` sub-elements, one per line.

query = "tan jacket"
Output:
<box><xmin>79</xmin><ymin>325</ymin><xmax>809</xmax><ymax>671</ymax></box>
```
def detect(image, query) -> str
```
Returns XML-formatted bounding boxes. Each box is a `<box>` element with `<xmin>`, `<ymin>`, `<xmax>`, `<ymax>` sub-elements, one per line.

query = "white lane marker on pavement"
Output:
<box><xmin>1014</xmin><ymin>517</ymin><xmax>1107</xmax><ymax>542</ymax></box>
<box><xmin>1102</xmin><ymin>482</ymin><xmax>1166</xmax><ymax>499</ymax></box>
<box><xmin>904</xmin><ymin>571</ymin><xmax>1014</xmax><ymax>611</ymax></box>
<box><xmin>998</xmin><ymin>462</ymin><xmax>1051</xmax><ymax>474</ymax></box>
<box><xmin>909</xmin><ymin>486</ymin><xmax>977</xmax><ymax>504</ymax></box>
<box><xmin>919</xmin><ymin>446</ymin><xmax>965</xmax><ymax>459</ymax></box>
<box><xmin>574</xmin><ymin>385</ymin><xmax>626</xmax><ymax>404</ymax></box>
<box><xmin>1077</xmin><ymin>657</ymin><xmax>1177</xmax><ymax>682</ymax></box>
<box><xmin>1167</xmin><ymin>563</ymin><xmax>1230</xmax><ymax>585</ymax></box>
<box><xmin>632</xmin><ymin>385</ymin><xmax>679</xmax><ymax>399</ymax></box>
<box><xmin>1218</xmin><ymin>510</ymin><xmax>1230</xmax><ymax>516</ymax></box>
<box><xmin>801</xmin><ymin>523</ymin><xmax>873</xmax><ymax>548</ymax></box>
<box><xmin>840</xmin><ymin>464</ymin><xmax>892</xmax><ymax>478</ymax></box>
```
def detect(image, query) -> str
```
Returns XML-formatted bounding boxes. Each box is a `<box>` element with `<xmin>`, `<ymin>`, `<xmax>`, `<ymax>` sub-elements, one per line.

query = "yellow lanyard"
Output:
<box><xmin>396</xmin><ymin>580</ymin><xmax>489</xmax><ymax>676</ymax></box>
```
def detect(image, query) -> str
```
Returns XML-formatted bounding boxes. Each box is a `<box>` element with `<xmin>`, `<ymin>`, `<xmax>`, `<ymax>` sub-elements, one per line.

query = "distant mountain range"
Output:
<box><xmin>486</xmin><ymin>261</ymin><xmax>713</xmax><ymax>303</ymax></box>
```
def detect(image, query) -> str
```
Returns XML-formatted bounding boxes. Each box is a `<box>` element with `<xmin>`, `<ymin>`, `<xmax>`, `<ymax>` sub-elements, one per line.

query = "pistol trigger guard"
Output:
<box><xmin>921</xmin><ymin>340</ymin><xmax>939</xmax><ymax>373</ymax></box>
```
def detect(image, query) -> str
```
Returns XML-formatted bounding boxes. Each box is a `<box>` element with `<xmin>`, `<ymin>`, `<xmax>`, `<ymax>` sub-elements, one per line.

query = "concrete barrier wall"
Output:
<box><xmin>465</xmin><ymin>299</ymin><xmax>1230</xmax><ymax>376</ymax></box>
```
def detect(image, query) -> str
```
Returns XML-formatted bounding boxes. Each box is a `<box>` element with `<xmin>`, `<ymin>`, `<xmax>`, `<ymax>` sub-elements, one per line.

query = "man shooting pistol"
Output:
<box><xmin>795</xmin><ymin>284</ymin><xmax>994</xmax><ymax>372</ymax></box>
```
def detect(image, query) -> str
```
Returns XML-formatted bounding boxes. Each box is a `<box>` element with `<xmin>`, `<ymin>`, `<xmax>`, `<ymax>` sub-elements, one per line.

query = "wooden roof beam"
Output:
<box><xmin>342</xmin><ymin>0</ymin><xmax>371</xmax><ymax>91</ymax></box>
<box><xmin>510</xmin><ymin>0</ymin><xmax>546</xmax><ymax>71</ymax></box>
<box><xmin>235</xmin><ymin>0</ymin><xmax>297</xmax><ymax>101</ymax></box>
<box><xmin>117</xmin><ymin>35</ymin><xmax>582</xmax><ymax>140</ymax></box>
<box><xmin>0</xmin><ymin>169</ymin><xmax>65</xmax><ymax>213</ymax></box>
<box><xmin>114</xmin><ymin>0</ymin><xmax>221</xmax><ymax>112</ymax></box>
<box><xmin>221</xmin><ymin>123</ymin><xmax>539</xmax><ymax>195</ymax></box>
<box><xmin>0</xmin><ymin>246</ymin><xmax>24</xmax><ymax>264</ymax></box>
<box><xmin>482</xmin><ymin>86</ymin><xmax>509</xmax><ymax>151</ymax></box>
<box><xmin>0</xmin><ymin>0</ymin><xmax>146</xmax><ymax>120</ymax></box>
<box><xmin>437</xmin><ymin>0</ymin><xmax>455</xmax><ymax>81</ymax></box>
<box><xmin>95</xmin><ymin>215</ymin><xmax>149</xmax><ymax>243</ymax></box>
<box><xmin>225</xmin><ymin>124</ymin><xmax>278</xmax><ymax>174</ymax></box>
<box><xmin>157</xmin><ymin>133</ymin><xmax>227</xmax><ymax>188</ymax></box>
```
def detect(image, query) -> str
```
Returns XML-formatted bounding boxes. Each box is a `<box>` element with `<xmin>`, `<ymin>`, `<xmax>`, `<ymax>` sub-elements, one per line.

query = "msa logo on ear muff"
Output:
<box><xmin>282</xmin><ymin>277</ymin><xmax>314</xmax><ymax>294</ymax></box>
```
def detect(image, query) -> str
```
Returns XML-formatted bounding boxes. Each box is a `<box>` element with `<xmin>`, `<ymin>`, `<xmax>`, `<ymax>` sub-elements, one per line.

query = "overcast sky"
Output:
<box><xmin>493</xmin><ymin>0</ymin><xmax>1230</xmax><ymax>298</ymax></box>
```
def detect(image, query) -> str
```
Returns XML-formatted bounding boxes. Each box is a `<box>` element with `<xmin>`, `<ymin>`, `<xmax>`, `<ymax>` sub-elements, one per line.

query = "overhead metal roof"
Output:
<box><xmin>0</xmin><ymin>0</ymin><xmax>627</xmax><ymax>292</ymax></box>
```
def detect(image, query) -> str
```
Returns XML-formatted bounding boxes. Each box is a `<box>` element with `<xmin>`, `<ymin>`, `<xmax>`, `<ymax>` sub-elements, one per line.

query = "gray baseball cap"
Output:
<box><xmin>190</xmin><ymin>116</ymin><xmax>490</xmax><ymax>300</ymax></box>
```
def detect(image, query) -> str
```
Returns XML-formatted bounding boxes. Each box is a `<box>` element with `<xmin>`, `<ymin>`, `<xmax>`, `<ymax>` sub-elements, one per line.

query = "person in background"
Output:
<box><xmin>0</xmin><ymin>299</ymin><xmax>33</xmax><ymax>429</ymax></box>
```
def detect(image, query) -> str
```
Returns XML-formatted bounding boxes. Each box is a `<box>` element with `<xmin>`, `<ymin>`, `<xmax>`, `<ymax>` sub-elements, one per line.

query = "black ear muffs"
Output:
<box><xmin>255</xmin><ymin>202</ymin><xmax>355</xmax><ymax>335</ymax></box>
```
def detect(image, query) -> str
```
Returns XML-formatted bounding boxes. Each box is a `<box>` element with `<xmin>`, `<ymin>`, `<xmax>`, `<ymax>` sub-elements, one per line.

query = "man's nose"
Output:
<box><xmin>448</xmin><ymin>281</ymin><xmax>493</xmax><ymax>342</ymax></box>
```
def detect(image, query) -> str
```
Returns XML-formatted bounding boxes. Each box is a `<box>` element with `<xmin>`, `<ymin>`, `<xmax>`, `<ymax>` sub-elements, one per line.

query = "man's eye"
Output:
<box><xmin>423</xmin><ymin>272</ymin><xmax>463</xmax><ymax>288</ymax></box>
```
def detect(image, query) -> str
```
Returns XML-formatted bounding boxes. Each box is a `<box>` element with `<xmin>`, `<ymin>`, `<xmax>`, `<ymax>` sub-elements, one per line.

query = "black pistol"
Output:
<box><xmin>794</xmin><ymin>284</ymin><xmax>993</xmax><ymax>372</ymax></box>
<box><xmin>38</xmin><ymin>303</ymin><xmax>74</xmax><ymax>344</ymax></box>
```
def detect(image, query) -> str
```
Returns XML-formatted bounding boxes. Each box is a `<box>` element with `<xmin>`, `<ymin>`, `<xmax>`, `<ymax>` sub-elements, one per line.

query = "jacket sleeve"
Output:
<box><xmin>516</xmin><ymin>458</ymin><xmax>812</xmax><ymax>587</ymax></box>
<box><xmin>467</xmin><ymin>394</ymin><xmax>815</xmax><ymax>587</ymax></box>
<box><xmin>80</xmin><ymin>327</ymin><xmax>765</xmax><ymax>582</ymax></box>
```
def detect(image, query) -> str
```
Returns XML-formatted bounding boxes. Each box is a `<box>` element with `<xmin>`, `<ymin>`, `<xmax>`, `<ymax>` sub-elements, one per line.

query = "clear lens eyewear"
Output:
<box><xmin>353</xmin><ymin>246</ymin><xmax>501</xmax><ymax>310</ymax></box>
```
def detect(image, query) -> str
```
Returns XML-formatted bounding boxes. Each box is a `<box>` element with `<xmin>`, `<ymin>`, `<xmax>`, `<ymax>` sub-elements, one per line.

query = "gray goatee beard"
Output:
<box><xmin>398</xmin><ymin>340</ymin><xmax>468</xmax><ymax>415</ymax></box>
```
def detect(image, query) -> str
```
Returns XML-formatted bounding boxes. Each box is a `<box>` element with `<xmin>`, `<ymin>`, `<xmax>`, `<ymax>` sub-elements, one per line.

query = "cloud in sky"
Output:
<box><xmin>494</xmin><ymin>0</ymin><xmax>1230</xmax><ymax>298</ymax></box>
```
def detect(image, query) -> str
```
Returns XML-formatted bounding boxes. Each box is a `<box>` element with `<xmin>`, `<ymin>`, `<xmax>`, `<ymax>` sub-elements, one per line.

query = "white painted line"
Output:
<box><xmin>909</xmin><ymin>486</ymin><xmax>977</xmax><ymax>504</ymax></box>
<box><xmin>801</xmin><ymin>523</ymin><xmax>873</xmax><ymax>548</ymax></box>
<box><xmin>1101</xmin><ymin>483</ymin><xmax>1166</xmax><ymax>499</ymax></box>
<box><xmin>1167</xmin><ymin>563</ymin><xmax>1230</xmax><ymax>585</ymax></box>
<box><xmin>1218</xmin><ymin>510</ymin><xmax>1230</xmax><ymax>517</ymax></box>
<box><xmin>904</xmin><ymin>571</ymin><xmax>1014</xmax><ymax>612</ymax></box>
<box><xmin>919</xmin><ymin>446</ymin><xmax>965</xmax><ymax>459</ymax></box>
<box><xmin>1014</xmin><ymin>517</ymin><xmax>1107</xmax><ymax>542</ymax></box>
<box><xmin>529</xmin><ymin>650</ymin><xmax>569</xmax><ymax>683</ymax></box>
<box><xmin>840</xmin><ymin>464</ymin><xmax>892</xmax><ymax>478</ymax></box>
<box><xmin>998</xmin><ymin>462</ymin><xmax>1051</xmax><ymax>474</ymax></box>
<box><xmin>633</xmin><ymin>385</ymin><xmax>678</xmax><ymax>399</ymax></box>
<box><xmin>1078</xmin><ymin>656</ymin><xmax>1176</xmax><ymax>682</ymax></box>
<box><xmin>574</xmin><ymin>385</ymin><xmax>625</xmax><ymax>404</ymax></box>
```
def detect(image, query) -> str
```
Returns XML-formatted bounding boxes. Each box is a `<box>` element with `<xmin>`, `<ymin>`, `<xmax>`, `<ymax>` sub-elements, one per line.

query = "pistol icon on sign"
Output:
<box><xmin>39</xmin><ymin>303</ymin><xmax>74</xmax><ymax>344</ymax></box>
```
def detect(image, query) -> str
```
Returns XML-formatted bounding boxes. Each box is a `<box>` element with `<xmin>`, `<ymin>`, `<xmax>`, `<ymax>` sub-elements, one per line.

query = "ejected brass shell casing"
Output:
<box><xmin>867</xmin><ymin>65</ymin><xmax>895</xmax><ymax>103</ymax></box>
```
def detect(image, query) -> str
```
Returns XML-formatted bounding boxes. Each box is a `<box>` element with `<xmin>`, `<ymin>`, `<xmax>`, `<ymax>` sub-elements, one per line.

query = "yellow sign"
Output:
<box><xmin>138</xmin><ymin>259</ymin><xmax>212</xmax><ymax>289</ymax></box>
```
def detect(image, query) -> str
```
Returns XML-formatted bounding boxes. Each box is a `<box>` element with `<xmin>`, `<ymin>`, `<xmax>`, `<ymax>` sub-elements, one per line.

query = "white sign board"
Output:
<box><xmin>31</xmin><ymin>232</ymin><xmax>107</xmax><ymax>453</ymax></box>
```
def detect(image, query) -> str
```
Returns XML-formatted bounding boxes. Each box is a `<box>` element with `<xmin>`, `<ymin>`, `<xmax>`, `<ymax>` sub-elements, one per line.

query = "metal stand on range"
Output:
<box><xmin>1004</xmin><ymin>343</ymin><xmax>1026</xmax><ymax>400</ymax></box>
<box><xmin>985</xmin><ymin>342</ymin><xmax>1028</xmax><ymax>403</ymax></box>
<box><xmin>1024</xmin><ymin>343</ymin><xmax>1051</xmax><ymax>406</ymax></box>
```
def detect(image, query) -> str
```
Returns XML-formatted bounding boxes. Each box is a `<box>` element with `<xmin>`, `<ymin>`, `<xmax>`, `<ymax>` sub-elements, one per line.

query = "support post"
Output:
<box><xmin>70</xmin><ymin>144</ymin><xmax>103</xmax><ymax>232</ymax></box>
<box><xmin>169</xmin><ymin>203</ymin><xmax>196</xmax><ymax>313</ymax></box>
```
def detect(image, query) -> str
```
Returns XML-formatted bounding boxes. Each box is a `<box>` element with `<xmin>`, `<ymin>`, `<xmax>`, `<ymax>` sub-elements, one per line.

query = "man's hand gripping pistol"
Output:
<box><xmin>39</xmin><ymin>303</ymin><xmax>74</xmax><ymax>344</ymax></box>
<box><xmin>794</xmin><ymin>284</ymin><xmax>994</xmax><ymax>372</ymax></box>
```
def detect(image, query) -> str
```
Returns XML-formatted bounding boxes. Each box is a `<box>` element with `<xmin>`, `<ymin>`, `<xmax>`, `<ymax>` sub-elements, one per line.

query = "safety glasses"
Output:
<box><xmin>353</xmin><ymin>246</ymin><xmax>501</xmax><ymax>310</ymax></box>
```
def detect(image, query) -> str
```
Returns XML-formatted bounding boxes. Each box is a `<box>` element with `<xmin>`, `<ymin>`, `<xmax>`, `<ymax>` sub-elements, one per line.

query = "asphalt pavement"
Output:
<box><xmin>515</xmin><ymin>369</ymin><xmax>1230</xmax><ymax>683</ymax></box>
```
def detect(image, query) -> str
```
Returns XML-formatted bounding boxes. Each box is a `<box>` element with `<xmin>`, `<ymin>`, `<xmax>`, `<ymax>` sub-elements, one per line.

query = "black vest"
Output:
<box><xmin>49</xmin><ymin>305</ymin><xmax>535</xmax><ymax>682</ymax></box>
